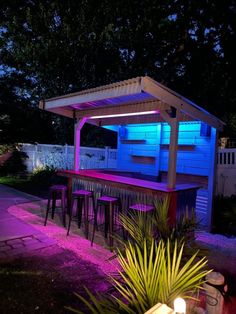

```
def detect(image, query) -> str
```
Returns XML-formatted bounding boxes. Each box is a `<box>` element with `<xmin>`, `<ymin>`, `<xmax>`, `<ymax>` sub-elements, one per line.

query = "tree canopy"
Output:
<box><xmin>0</xmin><ymin>0</ymin><xmax>235</xmax><ymax>145</ymax></box>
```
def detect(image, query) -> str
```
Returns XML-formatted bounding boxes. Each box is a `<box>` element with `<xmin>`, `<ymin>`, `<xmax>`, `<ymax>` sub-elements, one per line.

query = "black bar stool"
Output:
<box><xmin>91</xmin><ymin>195</ymin><xmax>122</xmax><ymax>250</ymax></box>
<box><xmin>44</xmin><ymin>185</ymin><xmax>67</xmax><ymax>227</ymax></box>
<box><xmin>67</xmin><ymin>189</ymin><xmax>95</xmax><ymax>239</ymax></box>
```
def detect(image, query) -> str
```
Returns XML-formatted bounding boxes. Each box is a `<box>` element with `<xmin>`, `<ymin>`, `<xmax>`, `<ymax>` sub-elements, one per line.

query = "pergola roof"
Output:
<box><xmin>39</xmin><ymin>76</ymin><xmax>224</xmax><ymax>130</ymax></box>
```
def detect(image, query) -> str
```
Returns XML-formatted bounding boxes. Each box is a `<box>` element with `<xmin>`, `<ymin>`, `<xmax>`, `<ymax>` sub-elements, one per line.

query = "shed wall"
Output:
<box><xmin>116</xmin><ymin>121</ymin><xmax>216</xmax><ymax>228</ymax></box>
<box><xmin>117</xmin><ymin>121</ymin><xmax>212</xmax><ymax>177</ymax></box>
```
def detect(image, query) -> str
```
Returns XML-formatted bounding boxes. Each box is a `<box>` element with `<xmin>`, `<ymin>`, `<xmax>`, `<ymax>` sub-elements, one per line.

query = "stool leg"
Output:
<box><xmin>84</xmin><ymin>195</ymin><xmax>89</xmax><ymax>239</ymax></box>
<box><xmin>77</xmin><ymin>198</ymin><xmax>83</xmax><ymax>228</ymax></box>
<box><xmin>44</xmin><ymin>193</ymin><xmax>51</xmax><ymax>226</ymax></box>
<box><xmin>91</xmin><ymin>203</ymin><xmax>98</xmax><ymax>247</ymax></box>
<box><xmin>118</xmin><ymin>200</ymin><xmax>126</xmax><ymax>240</ymax></box>
<box><xmin>62</xmin><ymin>190</ymin><xmax>66</xmax><ymax>227</ymax></box>
<box><xmin>67</xmin><ymin>197</ymin><xmax>74</xmax><ymax>236</ymax></box>
<box><xmin>109</xmin><ymin>203</ymin><xmax>114</xmax><ymax>251</ymax></box>
<box><xmin>104</xmin><ymin>205</ymin><xmax>109</xmax><ymax>239</ymax></box>
<box><xmin>51</xmin><ymin>192</ymin><xmax>56</xmax><ymax>219</ymax></box>
<box><xmin>92</xmin><ymin>195</ymin><xmax>98</xmax><ymax>230</ymax></box>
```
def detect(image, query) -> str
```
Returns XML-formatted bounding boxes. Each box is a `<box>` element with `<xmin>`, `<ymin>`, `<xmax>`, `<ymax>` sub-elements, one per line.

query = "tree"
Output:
<box><xmin>0</xmin><ymin>0</ymin><xmax>235</xmax><ymax>139</ymax></box>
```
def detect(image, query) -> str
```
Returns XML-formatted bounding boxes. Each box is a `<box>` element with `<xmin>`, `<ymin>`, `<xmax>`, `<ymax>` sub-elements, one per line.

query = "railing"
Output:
<box><xmin>217</xmin><ymin>148</ymin><xmax>235</xmax><ymax>166</ymax></box>
<box><xmin>216</xmin><ymin>148</ymin><xmax>236</xmax><ymax>196</ymax></box>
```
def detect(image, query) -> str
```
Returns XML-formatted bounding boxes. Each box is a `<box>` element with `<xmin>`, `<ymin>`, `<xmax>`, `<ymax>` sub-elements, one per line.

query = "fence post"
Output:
<box><xmin>65</xmin><ymin>144</ymin><xmax>68</xmax><ymax>169</ymax></box>
<box><xmin>105</xmin><ymin>146</ymin><xmax>110</xmax><ymax>168</ymax></box>
<box><xmin>32</xmin><ymin>144</ymin><xmax>38</xmax><ymax>170</ymax></box>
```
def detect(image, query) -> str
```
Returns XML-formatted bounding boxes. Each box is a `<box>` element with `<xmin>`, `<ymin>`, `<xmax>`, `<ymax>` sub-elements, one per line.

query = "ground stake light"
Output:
<box><xmin>174</xmin><ymin>297</ymin><xmax>186</xmax><ymax>314</ymax></box>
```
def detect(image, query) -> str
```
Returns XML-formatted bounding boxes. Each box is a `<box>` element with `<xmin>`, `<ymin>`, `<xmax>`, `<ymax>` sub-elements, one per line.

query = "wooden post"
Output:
<box><xmin>156</xmin><ymin>123</ymin><xmax>162</xmax><ymax>180</ymax></box>
<box><xmin>74</xmin><ymin>118</ymin><xmax>87</xmax><ymax>171</ymax></box>
<box><xmin>167</xmin><ymin>116</ymin><xmax>179</xmax><ymax>189</ymax></box>
<box><xmin>207</xmin><ymin>127</ymin><xmax>218</xmax><ymax>230</ymax></box>
<box><xmin>160</xmin><ymin>108</ymin><xmax>180</xmax><ymax>189</ymax></box>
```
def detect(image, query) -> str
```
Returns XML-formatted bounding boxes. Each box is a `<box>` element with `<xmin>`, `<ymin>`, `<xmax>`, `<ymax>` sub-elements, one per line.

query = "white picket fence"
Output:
<box><xmin>21</xmin><ymin>143</ymin><xmax>117</xmax><ymax>172</ymax></box>
<box><xmin>216</xmin><ymin>148</ymin><xmax>236</xmax><ymax>196</ymax></box>
<box><xmin>20</xmin><ymin>144</ymin><xmax>236</xmax><ymax>197</ymax></box>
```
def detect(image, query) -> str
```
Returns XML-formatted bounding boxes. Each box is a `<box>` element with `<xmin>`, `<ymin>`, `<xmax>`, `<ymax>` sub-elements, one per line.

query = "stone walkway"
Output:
<box><xmin>0</xmin><ymin>184</ymin><xmax>117</xmax><ymax>314</ymax></box>
<box><xmin>0</xmin><ymin>234</ymin><xmax>56</xmax><ymax>260</ymax></box>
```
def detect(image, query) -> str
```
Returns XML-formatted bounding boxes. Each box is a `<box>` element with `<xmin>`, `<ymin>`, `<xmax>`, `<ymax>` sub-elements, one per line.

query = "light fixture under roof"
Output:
<box><xmin>90</xmin><ymin>110</ymin><xmax>159</xmax><ymax>119</ymax></box>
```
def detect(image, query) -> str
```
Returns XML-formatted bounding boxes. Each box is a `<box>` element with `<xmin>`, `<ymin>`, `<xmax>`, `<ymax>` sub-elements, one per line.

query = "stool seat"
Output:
<box><xmin>73</xmin><ymin>190</ymin><xmax>93</xmax><ymax>197</ymax></box>
<box><xmin>50</xmin><ymin>185</ymin><xmax>67</xmax><ymax>191</ymax></box>
<box><xmin>97</xmin><ymin>196</ymin><xmax>118</xmax><ymax>203</ymax></box>
<box><xmin>129</xmin><ymin>203</ymin><xmax>154</xmax><ymax>212</ymax></box>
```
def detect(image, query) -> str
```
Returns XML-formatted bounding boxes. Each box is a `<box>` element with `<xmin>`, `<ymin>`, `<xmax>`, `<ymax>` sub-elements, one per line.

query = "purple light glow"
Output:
<box><xmin>90</xmin><ymin>110</ymin><xmax>159</xmax><ymax>119</ymax></box>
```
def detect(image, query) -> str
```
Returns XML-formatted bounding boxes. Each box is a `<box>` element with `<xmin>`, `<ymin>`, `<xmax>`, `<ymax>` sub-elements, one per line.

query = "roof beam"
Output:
<box><xmin>90</xmin><ymin>114</ymin><xmax>162</xmax><ymax>126</ymax></box>
<box><xmin>142</xmin><ymin>76</ymin><xmax>223</xmax><ymax>130</ymax></box>
<box><xmin>39</xmin><ymin>101</ymin><xmax>74</xmax><ymax>118</ymax></box>
<box><xmin>75</xmin><ymin>100</ymin><xmax>168</xmax><ymax>119</ymax></box>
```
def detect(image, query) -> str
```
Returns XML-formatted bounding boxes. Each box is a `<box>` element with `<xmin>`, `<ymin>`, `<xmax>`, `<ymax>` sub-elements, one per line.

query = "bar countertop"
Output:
<box><xmin>57</xmin><ymin>169</ymin><xmax>201</xmax><ymax>193</ymax></box>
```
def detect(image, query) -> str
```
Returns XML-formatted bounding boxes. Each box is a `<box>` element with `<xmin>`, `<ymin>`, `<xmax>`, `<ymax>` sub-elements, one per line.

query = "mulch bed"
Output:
<box><xmin>0</xmin><ymin>245</ymin><xmax>112</xmax><ymax>314</ymax></box>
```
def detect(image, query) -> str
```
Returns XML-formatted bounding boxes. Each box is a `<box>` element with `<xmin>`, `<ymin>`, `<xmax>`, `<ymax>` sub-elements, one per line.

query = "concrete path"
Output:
<box><xmin>0</xmin><ymin>184</ymin><xmax>56</xmax><ymax>259</ymax></box>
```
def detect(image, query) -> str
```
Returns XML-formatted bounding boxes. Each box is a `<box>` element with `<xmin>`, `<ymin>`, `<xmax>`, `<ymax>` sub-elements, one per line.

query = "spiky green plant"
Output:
<box><xmin>67</xmin><ymin>239</ymin><xmax>211</xmax><ymax>314</ymax></box>
<box><xmin>119</xmin><ymin>196</ymin><xmax>197</xmax><ymax>255</ymax></box>
<box><xmin>119</xmin><ymin>208</ymin><xmax>154</xmax><ymax>249</ymax></box>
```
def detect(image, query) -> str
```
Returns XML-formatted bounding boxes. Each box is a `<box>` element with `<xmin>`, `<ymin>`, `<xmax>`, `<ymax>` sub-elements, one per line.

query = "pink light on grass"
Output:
<box><xmin>90</xmin><ymin>110</ymin><xmax>159</xmax><ymax>119</ymax></box>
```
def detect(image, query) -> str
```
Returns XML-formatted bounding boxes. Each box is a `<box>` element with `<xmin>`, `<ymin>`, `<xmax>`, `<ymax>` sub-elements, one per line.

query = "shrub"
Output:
<box><xmin>30</xmin><ymin>165</ymin><xmax>67</xmax><ymax>186</ymax></box>
<box><xmin>119</xmin><ymin>197</ymin><xmax>197</xmax><ymax>255</ymax></box>
<box><xmin>0</xmin><ymin>150</ymin><xmax>28</xmax><ymax>177</ymax></box>
<box><xmin>30</xmin><ymin>165</ymin><xmax>57</xmax><ymax>186</ymax></box>
<box><xmin>212</xmin><ymin>195</ymin><xmax>236</xmax><ymax>236</ymax></box>
<box><xmin>67</xmin><ymin>239</ymin><xmax>210</xmax><ymax>313</ymax></box>
<box><xmin>67</xmin><ymin>198</ymin><xmax>209</xmax><ymax>314</ymax></box>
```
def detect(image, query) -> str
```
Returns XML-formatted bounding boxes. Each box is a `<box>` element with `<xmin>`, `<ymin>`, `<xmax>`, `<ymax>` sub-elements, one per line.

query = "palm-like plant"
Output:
<box><xmin>119</xmin><ymin>196</ymin><xmax>197</xmax><ymax>255</ymax></box>
<box><xmin>67</xmin><ymin>239</ymin><xmax>211</xmax><ymax>314</ymax></box>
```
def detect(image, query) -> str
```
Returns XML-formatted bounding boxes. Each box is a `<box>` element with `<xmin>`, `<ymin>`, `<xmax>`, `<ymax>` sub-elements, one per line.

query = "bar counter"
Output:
<box><xmin>57</xmin><ymin>169</ymin><xmax>200</xmax><ymax>224</ymax></box>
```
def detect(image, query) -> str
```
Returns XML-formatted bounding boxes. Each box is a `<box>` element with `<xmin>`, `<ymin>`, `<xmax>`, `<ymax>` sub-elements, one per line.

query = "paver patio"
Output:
<box><xmin>1</xmin><ymin>184</ymin><xmax>236</xmax><ymax>313</ymax></box>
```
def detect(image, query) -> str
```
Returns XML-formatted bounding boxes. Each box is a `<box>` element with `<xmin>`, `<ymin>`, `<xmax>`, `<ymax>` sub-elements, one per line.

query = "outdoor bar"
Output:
<box><xmin>39</xmin><ymin>76</ymin><xmax>224</xmax><ymax>231</ymax></box>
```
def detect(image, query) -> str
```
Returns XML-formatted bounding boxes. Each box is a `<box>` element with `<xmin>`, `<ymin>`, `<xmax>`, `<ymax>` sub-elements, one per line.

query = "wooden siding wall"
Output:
<box><xmin>117</xmin><ymin>123</ymin><xmax>160</xmax><ymax>175</ymax></box>
<box><xmin>160</xmin><ymin>121</ymin><xmax>212</xmax><ymax>176</ymax></box>
<box><xmin>116</xmin><ymin>121</ymin><xmax>216</xmax><ymax>229</ymax></box>
<box><xmin>117</xmin><ymin>121</ymin><xmax>213</xmax><ymax>178</ymax></box>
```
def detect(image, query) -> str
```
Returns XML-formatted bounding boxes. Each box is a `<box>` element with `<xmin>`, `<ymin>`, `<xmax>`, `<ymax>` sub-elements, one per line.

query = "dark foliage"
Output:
<box><xmin>0</xmin><ymin>0</ymin><xmax>236</xmax><ymax>142</ymax></box>
<box><xmin>30</xmin><ymin>165</ymin><xmax>67</xmax><ymax>186</ymax></box>
<box><xmin>0</xmin><ymin>150</ymin><xmax>28</xmax><ymax>176</ymax></box>
<box><xmin>212</xmin><ymin>195</ymin><xmax>236</xmax><ymax>236</ymax></box>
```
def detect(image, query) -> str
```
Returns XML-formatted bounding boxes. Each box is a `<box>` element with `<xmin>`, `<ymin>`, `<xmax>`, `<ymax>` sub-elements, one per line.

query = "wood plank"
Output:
<box><xmin>131</xmin><ymin>155</ymin><xmax>156</xmax><ymax>164</ymax></box>
<box><xmin>161</xmin><ymin>144</ymin><xmax>195</xmax><ymax>150</ymax></box>
<box><xmin>120</xmin><ymin>139</ymin><xmax>146</xmax><ymax>144</ymax></box>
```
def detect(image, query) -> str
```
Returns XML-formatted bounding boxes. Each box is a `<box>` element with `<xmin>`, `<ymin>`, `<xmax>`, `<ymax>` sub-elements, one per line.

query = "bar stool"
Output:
<box><xmin>67</xmin><ymin>189</ymin><xmax>95</xmax><ymax>239</ymax></box>
<box><xmin>91</xmin><ymin>195</ymin><xmax>122</xmax><ymax>250</ymax></box>
<box><xmin>44</xmin><ymin>185</ymin><xmax>67</xmax><ymax>227</ymax></box>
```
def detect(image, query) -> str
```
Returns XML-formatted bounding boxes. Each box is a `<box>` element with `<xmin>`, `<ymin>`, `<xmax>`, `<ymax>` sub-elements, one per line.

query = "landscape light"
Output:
<box><xmin>174</xmin><ymin>297</ymin><xmax>186</xmax><ymax>314</ymax></box>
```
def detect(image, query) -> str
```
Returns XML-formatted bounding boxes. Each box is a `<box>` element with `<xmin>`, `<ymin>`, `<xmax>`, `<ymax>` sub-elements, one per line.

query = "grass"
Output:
<box><xmin>0</xmin><ymin>176</ymin><xmax>49</xmax><ymax>198</ymax></box>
